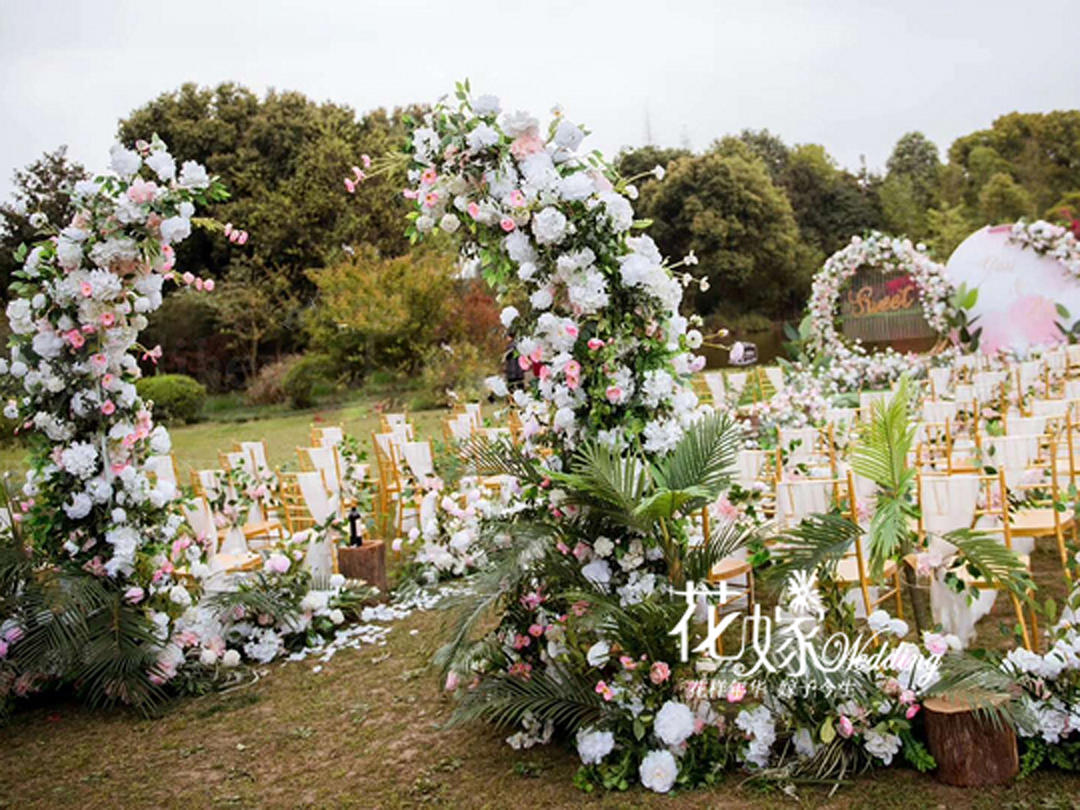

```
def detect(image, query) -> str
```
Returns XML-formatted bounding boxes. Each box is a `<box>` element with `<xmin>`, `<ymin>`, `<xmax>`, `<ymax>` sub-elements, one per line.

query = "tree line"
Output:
<box><xmin>2</xmin><ymin>82</ymin><xmax>1078</xmax><ymax>393</ymax></box>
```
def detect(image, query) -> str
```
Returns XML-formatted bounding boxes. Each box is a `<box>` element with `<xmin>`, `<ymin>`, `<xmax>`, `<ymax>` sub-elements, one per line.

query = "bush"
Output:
<box><xmin>412</xmin><ymin>341</ymin><xmax>496</xmax><ymax>411</ymax></box>
<box><xmin>245</xmin><ymin>355</ymin><xmax>298</xmax><ymax>406</ymax></box>
<box><xmin>282</xmin><ymin>353</ymin><xmax>337</xmax><ymax>409</ymax></box>
<box><xmin>137</xmin><ymin>374</ymin><xmax>207</xmax><ymax>423</ymax></box>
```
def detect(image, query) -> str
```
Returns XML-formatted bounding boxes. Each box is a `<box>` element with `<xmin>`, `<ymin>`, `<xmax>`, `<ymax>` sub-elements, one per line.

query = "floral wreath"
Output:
<box><xmin>1007</xmin><ymin>218</ymin><xmax>1080</xmax><ymax>279</ymax></box>
<box><xmin>806</xmin><ymin>231</ymin><xmax>957</xmax><ymax>360</ymax></box>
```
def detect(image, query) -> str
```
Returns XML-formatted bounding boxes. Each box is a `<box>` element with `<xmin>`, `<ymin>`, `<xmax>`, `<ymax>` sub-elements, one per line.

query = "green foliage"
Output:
<box><xmin>639</xmin><ymin>149</ymin><xmax>813</xmax><ymax>317</ymax></box>
<box><xmin>978</xmin><ymin>172</ymin><xmax>1036</xmax><ymax>224</ymax></box>
<box><xmin>282</xmin><ymin>353</ymin><xmax>337</xmax><ymax>409</ymax></box>
<box><xmin>926</xmin><ymin>204</ymin><xmax>977</xmax><ymax>260</ymax></box>
<box><xmin>136</xmin><ymin>373</ymin><xmax>207</xmax><ymax>424</ymax></box>
<box><xmin>879</xmin><ymin>174</ymin><xmax>926</xmax><ymax>239</ymax></box>
<box><xmin>886</xmin><ymin>131</ymin><xmax>941</xmax><ymax>212</ymax></box>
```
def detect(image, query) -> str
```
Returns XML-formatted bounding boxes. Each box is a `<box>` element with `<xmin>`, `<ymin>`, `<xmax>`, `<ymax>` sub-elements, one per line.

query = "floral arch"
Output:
<box><xmin>806</xmin><ymin>231</ymin><xmax>957</xmax><ymax>360</ymax></box>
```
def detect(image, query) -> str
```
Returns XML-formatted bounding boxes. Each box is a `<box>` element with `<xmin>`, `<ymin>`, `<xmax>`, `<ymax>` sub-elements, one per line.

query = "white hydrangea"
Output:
<box><xmin>60</xmin><ymin>442</ymin><xmax>99</xmax><ymax>479</ymax></box>
<box><xmin>178</xmin><ymin>160</ymin><xmax>210</xmax><ymax>189</ymax></box>
<box><xmin>553</xmin><ymin>120</ymin><xmax>585</xmax><ymax>152</ymax></box>
<box><xmin>559</xmin><ymin>171</ymin><xmax>595</xmax><ymax>201</ymax></box>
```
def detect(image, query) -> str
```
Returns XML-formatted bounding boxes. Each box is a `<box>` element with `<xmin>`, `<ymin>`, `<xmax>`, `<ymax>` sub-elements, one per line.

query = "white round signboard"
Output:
<box><xmin>945</xmin><ymin>225</ymin><xmax>1080</xmax><ymax>354</ymax></box>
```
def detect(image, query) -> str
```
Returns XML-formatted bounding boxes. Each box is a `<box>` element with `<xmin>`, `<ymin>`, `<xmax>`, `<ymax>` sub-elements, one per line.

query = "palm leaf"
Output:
<box><xmin>767</xmin><ymin>513</ymin><xmax>861</xmax><ymax>583</ymax></box>
<box><xmin>946</xmin><ymin>529</ymin><xmax>1036</xmax><ymax>598</ymax></box>
<box><xmin>652</xmin><ymin>412</ymin><xmax>742</xmax><ymax>497</ymax></box>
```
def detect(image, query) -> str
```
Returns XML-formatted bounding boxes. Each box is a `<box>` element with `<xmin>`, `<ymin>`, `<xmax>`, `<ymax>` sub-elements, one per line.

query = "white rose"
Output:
<box><xmin>439</xmin><ymin>213</ymin><xmax>460</xmax><ymax>233</ymax></box>
<box><xmin>328</xmin><ymin>608</ymin><xmax>345</xmax><ymax>625</ymax></box>
<box><xmin>178</xmin><ymin>160</ymin><xmax>209</xmax><ymax>189</ymax></box>
<box><xmin>199</xmin><ymin>648</ymin><xmax>219</xmax><ymax>667</ymax></box>
<box><xmin>109</xmin><ymin>143</ymin><xmax>141</xmax><ymax>177</ymax></box>
<box><xmin>531</xmin><ymin>206</ymin><xmax>567</xmax><ymax>246</ymax></box>
<box><xmin>222</xmin><ymin>649</ymin><xmax>241</xmax><ymax>667</ymax></box>
<box><xmin>500</xmin><ymin>306</ymin><xmax>519</xmax><ymax>328</ymax></box>
<box><xmin>472</xmin><ymin>94</ymin><xmax>501</xmax><ymax>116</ymax></box>
<box><xmin>169</xmin><ymin>585</ymin><xmax>193</xmax><ymax>607</ymax></box>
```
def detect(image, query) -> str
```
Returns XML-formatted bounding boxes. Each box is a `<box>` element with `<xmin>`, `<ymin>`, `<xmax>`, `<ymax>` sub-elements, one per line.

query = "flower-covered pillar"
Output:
<box><xmin>357</xmin><ymin>82</ymin><xmax>706</xmax><ymax>464</ymax></box>
<box><xmin>2</xmin><ymin>137</ymin><xmax>227</xmax><ymax>687</ymax></box>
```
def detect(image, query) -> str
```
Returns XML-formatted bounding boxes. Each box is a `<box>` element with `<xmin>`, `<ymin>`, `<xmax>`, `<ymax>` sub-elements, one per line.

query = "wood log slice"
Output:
<box><xmin>923</xmin><ymin>691</ymin><xmax>1018</xmax><ymax>786</ymax></box>
<box><xmin>337</xmin><ymin>540</ymin><xmax>388</xmax><ymax>599</ymax></box>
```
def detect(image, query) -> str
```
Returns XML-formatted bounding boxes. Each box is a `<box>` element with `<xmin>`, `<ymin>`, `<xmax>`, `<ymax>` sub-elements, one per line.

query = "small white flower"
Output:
<box><xmin>500</xmin><ymin>306</ymin><xmax>519</xmax><ymax>328</ymax></box>
<box><xmin>652</xmin><ymin>165</ymin><xmax>666</xmax><ymax>181</ymax></box>
<box><xmin>472</xmin><ymin>94</ymin><xmax>501</xmax><ymax>116</ymax></box>
<box><xmin>222</xmin><ymin>649</ymin><xmax>241</xmax><ymax>667</ymax></box>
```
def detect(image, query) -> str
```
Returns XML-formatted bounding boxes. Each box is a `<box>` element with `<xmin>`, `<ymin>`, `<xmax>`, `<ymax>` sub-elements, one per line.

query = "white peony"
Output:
<box><xmin>639</xmin><ymin>749</ymin><xmax>677</xmax><ymax>793</ymax></box>
<box><xmin>169</xmin><ymin>585</ymin><xmax>192</xmax><ymax>607</ymax></box>
<box><xmin>199</xmin><ymin>648</ymin><xmax>219</xmax><ymax>667</ymax></box>
<box><xmin>159</xmin><ymin>216</ymin><xmax>191</xmax><ymax>245</ymax></box>
<box><xmin>222</xmin><ymin>649</ymin><xmax>241</xmax><ymax>667</ymax></box>
<box><xmin>63</xmin><ymin>492</ymin><xmax>93</xmax><ymax>520</ymax></box>
<box><xmin>466</xmin><ymin>123</ymin><xmax>499</xmax><ymax>153</ymax></box>
<box><xmin>439</xmin><ymin>213</ymin><xmax>460</xmax><ymax>234</ymax></box>
<box><xmin>863</xmin><ymin>729</ymin><xmax>902</xmax><ymax>765</ymax></box>
<box><xmin>654</xmin><ymin>700</ymin><xmax>695</xmax><ymax>746</ymax></box>
<box><xmin>328</xmin><ymin>608</ymin><xmax>345</xmax><ymax>625</ymax></box>
<box><xmin>145</xmin><ymin>150</ymin><xmax>176</xmax><ymax>181</ymax></box>
<box><xmin>501</xmin><ymin>110</ymin><xmax>539</xmax><ymax>137</ymax></box>
<box><xmin>575</xmin><ymin>727</ymin><xmax>615</xmax><ymax>765</ymax></box>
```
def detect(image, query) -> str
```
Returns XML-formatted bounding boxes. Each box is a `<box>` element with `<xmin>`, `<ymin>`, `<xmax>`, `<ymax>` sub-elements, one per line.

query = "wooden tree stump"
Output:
<box><xmin>923</xmin><ymin>692</ymin><xmax>1018</xmax><ymax>786</ymax></box>
<box><xmin>336</xmin><ymin>540</ymin><xmax>388</xmax><ymax>599</ymax></box>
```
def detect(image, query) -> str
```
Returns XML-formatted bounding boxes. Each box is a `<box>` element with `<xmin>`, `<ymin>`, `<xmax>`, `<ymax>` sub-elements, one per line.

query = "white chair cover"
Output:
<box><xmin>953</xmin><ymin>384</ymin><xmax>975</xmax><ymax>408</ymax></box>
<box><xmin>973</xmin><ymin>371</ymin><xmax>1006</xmax><ymax>402</ymax></box>
<box><xmin>318</xmin><ymin>426</ymin><xmax>345</xmax><ymax>448</ymax></box>
<box><xmin>1018</xmin><ymin>361</ymin><xmax>1042</xmax><ymax>392</ymax></box>
<box><xmin>776</xmin><ymin>479</ymin><xmax>833</xmax><ymax>527</ymax></box>
<box><xmin>1006</xmin><ymin>415</ymin><xmax>1047</xmax><ymax>437</ymax></box>
<box><xmin>295</xmin><ymin>470</ymin><xmax>338</xmax><ymax>523</ymax></box>
<box><xmin>736</xmin><ymin>449</ymin><xmax>767</xmax><ymax>488</ymax></box>
<box><xmin>778</xmin><ymin>427</ymin><xmax>819</xmax><ymax>461</ymax></box>
<box><xmin>305</xmin><ymin>445</ymin><xmax>342</xmax><ymax>498</ymax></box>
<box><xmin>920</xmin><ymin>474</ymin><xmax>980</xmax><ymax>550</ymax></box>
<box><xmin>1066</xmin><ymin>379</ymin><xmax>1080</xmax><ymax>401</ymax></box>
<box><xmin>983</xmin><ymin>435</ymin><xmax>1038</xmax><ymax>480</ymax></box>
<box><xmin>928</xmin><ymin>367</ymin><xmax>951</xmax><ymax>396</ymax></box>
<box><xmin>922</xmin><ymin>400</ymin><xmax>957</xmax><ymax>425</ymax></box>
<box><xmin>146</xmin><ymin>455</ymin><xmax>177</xmax><ymax>487</ymax></box>
<box><xmin>859</xmin><ymin>391</ymin><xmax>888</xmax><ymax>421</ymax></box>
<box><xmin>726</xmin><ymin>372</ymin><xmax>748</xmax><ymax>397</ymax></box>
<box><xmin>464</xmin><ymin>403</ymin><xmax>482</xmax><ymax>428</ymax></box>
<box><xmin>930</xmin><ymin>574</ymin><xmax>998</xmax><ymax>648</ymax></box>
<box><xmin>703</xmin><ymin>372</ymin><xmax>726</xmax><ymax>403</ymax></box>
<box><xmin>239</xmin><ymin>441</ymin><xmax>270</xmax><ymax>474</ymax></box>
<box><xmin>448</xmin><ymin>414</ymin><xmax>473</xmax><ymax>441</ymax></box>
<box><xmin>1031</xmin><ymin>398</ymin><xmax>1069</xmax><ymax>418</ymax></box>
<box><xmin>763</xmin><ymin>367</ymin><xmax>784</xmax><ymax>393</ymax></box>
<box><xmin>402</xmin><ymin>441</ymin><xmax>436</xmax><ymax>480</ymax></box>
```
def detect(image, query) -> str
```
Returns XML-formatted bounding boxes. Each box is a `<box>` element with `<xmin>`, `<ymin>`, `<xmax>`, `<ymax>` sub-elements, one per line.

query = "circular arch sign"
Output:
<box><xmin>944</xmin><ymin>225</ymin><xmax>1080</xmax><ymax>355</ymax></box>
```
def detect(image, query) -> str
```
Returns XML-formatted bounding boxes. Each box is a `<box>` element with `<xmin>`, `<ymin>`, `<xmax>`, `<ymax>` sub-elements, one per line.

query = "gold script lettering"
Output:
<box><xmin>845</xmin><ymin>285</ymin><xmax>918</xmax><ymax>316</ymax></box>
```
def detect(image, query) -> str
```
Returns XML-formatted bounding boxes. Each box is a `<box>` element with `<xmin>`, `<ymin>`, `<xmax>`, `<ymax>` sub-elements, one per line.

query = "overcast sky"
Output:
<box><xmin>2</xmin><ymin>0</ymin><xmax>1078</xmax><ymax>199</ymax></box>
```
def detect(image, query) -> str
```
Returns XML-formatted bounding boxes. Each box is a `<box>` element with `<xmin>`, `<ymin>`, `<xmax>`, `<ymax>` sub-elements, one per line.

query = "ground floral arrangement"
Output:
<box><xmin>339</xmin><ymin>83</ymin><xmax>1080</xmax><ymax>794</ymax></box>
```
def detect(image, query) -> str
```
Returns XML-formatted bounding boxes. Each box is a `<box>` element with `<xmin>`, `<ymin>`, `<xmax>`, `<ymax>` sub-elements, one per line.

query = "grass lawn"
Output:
<box><xmin>3</xmin><ymin>396</ymin><xmax>1080</xmax><ymax>807</ymax></box>
<box><xmin>0</xmin><ymin>393</ymin><xmax>454</xmax><ymax>482</ymax></box>
<box><xmin>2</xmin><ymin>601</ymin><xmax>1079</xmax><ymax>810</ymax></box>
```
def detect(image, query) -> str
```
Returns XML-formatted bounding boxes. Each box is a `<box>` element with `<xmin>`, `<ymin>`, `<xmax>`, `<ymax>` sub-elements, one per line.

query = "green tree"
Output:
<box><xmin>615</xmin><ymin>145</ymin><xmax>690</xmax><ymax>194</ymax></box>
<box><xmin>737</xmin><ymin>128</ymin><xmax>790</xmax><ymax>182</ymax></box>
<box><xmin>639</xmin><ymin>150</ymin><xmax>812</xmax><ymax>317</ymax></box>
<box><xmin>885</xmin><ymin>131</ymin><xmax>941</xmax><ymax>210</ymax></box>
<box><xmin>0</xmin><ymin>146</ymin><xmax>88</xmax><ymax>295</ymax></box>
<box><xmin>118</xmin><ymin>82</ymin><xmax>414</xmax><ymax>290</ymax></box>
<box><xmin>949</xmin><ymin>112</ymin><xmax>1080</xmax><ymax>213</ymax></box>
<box><xmin>926</xmin><ymin>204</ymin><xmax>977</xmax><ymax>260</ymax></box>
<box><xmin>879</xmin><ymin>174</ymin><xmax>926</xmax><ymax>238</ymax></box>
<box><xmin>978</xmin><ymin>172</ymin><xmax>1035</xmax><ymax>224</ymax></box>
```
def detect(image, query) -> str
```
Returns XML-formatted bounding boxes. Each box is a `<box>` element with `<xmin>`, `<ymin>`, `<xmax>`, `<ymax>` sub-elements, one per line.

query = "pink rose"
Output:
<box><xmin>467</xmin><ymin>202</ymin><xmax>481</xmax><ymax>219</ymax></box>
<box><xmin>726</xmin><ymin>682</ymin><xmax>746</xmax><ymax>703</ymax></box>
<box><xmin>905</xmin><ymin>704</ymin><xmax>921</xmax><ymax>719</ymax></box>
<box><xmin>650</xmin><ymin>661</ymin><xmax>671</xmax><ymax>684</ymax></box>
<box><xmin>838</xmin><ymin>715</ymin><xmax>854</xmax><ymax>738</ymax></box>
<box><xmin>587</xmin><ymin>338</ymin><xmax>604</xmax><ymax>351</ymax></box>
<box><xmin>500</xmin><ymin>217</ymin><xmax>516</xmax><ymax>232</ymax></box>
